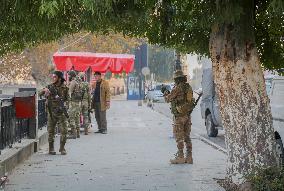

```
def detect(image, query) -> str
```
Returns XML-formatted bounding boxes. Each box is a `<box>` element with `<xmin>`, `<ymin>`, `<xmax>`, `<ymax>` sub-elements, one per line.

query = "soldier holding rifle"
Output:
<box><xmin>39</xmin><ymin>71</ymin><xmax>69</xmax><ymax>155</ymax></box>
<box><xmin>162</xmin><ymin>70</ymin><xmax>202</xmax><ymax>164</ymax></box>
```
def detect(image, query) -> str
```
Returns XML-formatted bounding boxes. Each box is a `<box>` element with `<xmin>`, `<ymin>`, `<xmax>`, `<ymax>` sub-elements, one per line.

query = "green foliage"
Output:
<box><xmin>148</xmin><ymin>45</ymin><xmax>175</xmax><ymax>82</ymax></box>
<box><xmin>247</xmin><ymin>167</ymin><xmax>284</xmax><ymax>191</ymax></box>
<box><xmin>0</xmin><ymin>0</ymin><xmax>283</xmax><ymax>70</ymax></box>
<box><xmin>39</xmin><ymin>1</ymin><xmax>59</xmax><ymax>18</ymax></box>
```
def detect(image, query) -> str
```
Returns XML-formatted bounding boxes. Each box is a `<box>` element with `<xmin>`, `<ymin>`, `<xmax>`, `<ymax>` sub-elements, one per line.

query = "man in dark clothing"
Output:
<box><xmin>91</xmin><ymin>72</ymin><xmax>110</xmax><ymax>134</ymax></box>
<box><xmin>94</xmin><ymin>81</ymin><xmax>101</xmax><ymax>102</ymax></box>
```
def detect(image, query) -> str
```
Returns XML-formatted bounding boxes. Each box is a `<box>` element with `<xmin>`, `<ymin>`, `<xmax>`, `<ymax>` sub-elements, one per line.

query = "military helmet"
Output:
<box><xmin>53</xmin><ymin>71</ymin><xmax>66</xmax><ymax>81</ymax></box>
<box><xmin>94</xmin><ymin>71</ymin><xmax>102</xmax><ymax>76</ymax></box>
<box><xmin>173</xmin><ymin>70</ymin><xmax>186</xmax><ymax>79</ymax></box>
<box><xmin>68</xmin><ymin>70</ymin><xmax>77</xmax><ymax>78</ymax></box>
<box><xmin>78</xmin><ymin>72</ymin><xmax>86</xmax><ymax>78</ymax></box>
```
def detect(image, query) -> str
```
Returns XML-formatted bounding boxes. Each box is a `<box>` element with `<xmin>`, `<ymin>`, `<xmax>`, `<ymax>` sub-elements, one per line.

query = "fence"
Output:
<box><xmin>0</xmin><ymin>97</ymin><xmax>48</xmax><ymax>152</ymax></box>
<box><xmin>38</xmin><ymin>99</ymin><xmax>47</xmax><ymax>130</ymax></box>
<box><xmin>0</xmin><ymin>99</ymin><xmax>16</xmax><ymax>150</ymax></box>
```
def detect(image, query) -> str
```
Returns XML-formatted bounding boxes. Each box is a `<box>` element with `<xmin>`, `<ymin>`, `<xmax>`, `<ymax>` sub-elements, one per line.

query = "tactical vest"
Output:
<box><xmin>81</xmin><ymin>82</ymin><xmax>89</xmax><ymax>101</ymax></box>
<box><xmin>46</xmin><ymin>83</ymin><xmax>68</xmax><ymax>114</ymax></box>
<box><xmin>171</xmin><ymin>83</ymin><xmax>195</xmax><ymax>116</ymax></box>
<box><xmin>71</xmin><ymin>79</ymin><xmax>83</xmax><ymax>101</ymax></box>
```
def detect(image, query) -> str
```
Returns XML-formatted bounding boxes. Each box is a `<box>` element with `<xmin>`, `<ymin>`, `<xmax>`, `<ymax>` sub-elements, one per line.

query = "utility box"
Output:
<box><xmin>14</xmin><ymin>91</ymin><xmax>36</xmax><ymax>119</ymax></box>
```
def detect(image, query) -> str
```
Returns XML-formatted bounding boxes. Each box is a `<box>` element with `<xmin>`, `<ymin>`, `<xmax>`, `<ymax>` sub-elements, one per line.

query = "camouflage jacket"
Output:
<box><xmin>81</xmin><ymin>81</ymin><xmax>91</xmax><ymax>106</ymax></box>
<box><xmin>40</xmin><ymin>82</ymin><xmax>69</xmax><ymax>114</ymax></box>
<box><xmin>165</xmin><ymin>82</ymin><xmax>194</xmax><ymax>117</ymax></box>
<box><xmin>68</xmin><ymin>77</ymin><xmax>83</xmax><ymax>101</ymax></box>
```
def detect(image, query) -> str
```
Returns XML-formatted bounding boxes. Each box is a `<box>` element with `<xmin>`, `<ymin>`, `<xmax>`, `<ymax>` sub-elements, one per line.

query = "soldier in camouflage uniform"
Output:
<box><xmin>163</xmin><ymin>70</ymin><xmax>195</xmax><ymax>164</ymax></box>
<box><xmin>67</xmin><ymin>70</ymin><xmax>82</xmax><ymax>139</ymax></box>
<box><xmin>40</xmin><ymin>71</ymin><xmax>69</xmax><ymax>155</ymax></box>
<box><xmin>78</xmin><ymin>72</ymin><xmax>91</xmax><ymax>135</ymax></box>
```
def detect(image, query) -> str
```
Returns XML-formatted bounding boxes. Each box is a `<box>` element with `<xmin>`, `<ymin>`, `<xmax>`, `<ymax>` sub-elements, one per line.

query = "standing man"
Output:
<box><xmin>68</xmin><ymin>70</ymin><xmax>82</xmax><ymax>139</ymax></box>
<box><xmin>162</xmin><ymin>70</ymin><xmax>195</xmax><ymax>164</ymax></box>
<box><xmin>91</xmin><ymin>71</ymin><xmax>110</xmax><ymax>134</ymax></box>
<box><xmin>40</xmin><ymin>71</ymin><xmax>69</xmax><ymax>155</ymax></box>
<box><xmin>78</xmin><ymin>72</ymin><xmax>91</xmax><ymax>135</ymax></box>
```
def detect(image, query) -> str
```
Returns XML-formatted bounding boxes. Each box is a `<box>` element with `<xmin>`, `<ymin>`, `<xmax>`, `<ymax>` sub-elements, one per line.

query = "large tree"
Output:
<box><xmin>1</xmin><ymin>0</ymin><xmax>284</xmax><ymax>188</ymax></box>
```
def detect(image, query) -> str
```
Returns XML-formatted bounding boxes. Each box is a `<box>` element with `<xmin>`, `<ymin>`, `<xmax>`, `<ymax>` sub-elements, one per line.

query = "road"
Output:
<box><xmin>6</xmin><ymin>101</ymin><xmax>226</xmax><ymax>191</ymax></box>
<box><xmin>150</xmin><ymin>101</ymin><xmax>226</xmax><ymax>150</ymax></box>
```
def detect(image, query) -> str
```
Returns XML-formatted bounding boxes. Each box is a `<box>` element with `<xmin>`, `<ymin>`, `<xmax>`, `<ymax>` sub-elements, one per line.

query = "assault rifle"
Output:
<box><xmin>48</xmin><ymin>85</ymin><xmax>69</xmax><ymax>119</ymax></box>
<box><xmin>189</xmin><ymin>92</ymin><xmax>203</xmax><ymax>115</ymax></box>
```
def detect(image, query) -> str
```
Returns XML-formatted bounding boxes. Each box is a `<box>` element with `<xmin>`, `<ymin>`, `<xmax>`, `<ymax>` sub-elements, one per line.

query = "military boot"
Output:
<box><xmin>77</xmin><ymin>129</ymin><xmax>80</xmax><ymax>138</ymax></box>
<box><xmin>84</xmin><ymin>127</ymin><xmax>88</xmax><ymax>135</ymax></box>
<box><xmin>67</xmin><ymin>129</ymin><xmax>77</xmax><ymax>139</ymax></box>
<box><xmin>170</xmin><ymin>151</ymin><xmax>185</xmax><ymax>164</ymax></box>
<box><xmin>59</xmin><ymin>142</ymin><xmax>67</xmax><ymax>155</ymax></box>
<box><xmin>185</xmin><ymin>152</ymin><xmax>193</xmax><ymax>164</ymax></box>
<box><xmin>67</xmin><ymin>134</ymin><xmax>76</xmax><ymax>139</ymax></box>
<box><xmin>49</xmin><ymin>142</ymin><xmax>56</xmax><ymax>155</ymax></box>
<box><xmin>185</xmin><ymin>144</ymin><xmax>193</xmax><ymax>164</ymax></box>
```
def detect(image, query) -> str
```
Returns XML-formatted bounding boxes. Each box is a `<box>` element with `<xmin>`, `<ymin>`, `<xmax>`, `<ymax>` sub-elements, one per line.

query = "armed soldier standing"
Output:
<box><xmin>40</xmin><ymin>71</ymin><xmax>69</xmax><ymax>155</ymax></box>
<box><xmin>162</xmin><ymin>70</ymin><xmax>195</xmax><ymax>164</ymax></box>
<box><xmin>78</xmin><ymin>72</ymin><xmax>91</xmax><ymax>135</ymax></box>
<box><xmin>68</xmin><ymin>70</ymin><xmax>82</xmax><ymax>139</ymax></box>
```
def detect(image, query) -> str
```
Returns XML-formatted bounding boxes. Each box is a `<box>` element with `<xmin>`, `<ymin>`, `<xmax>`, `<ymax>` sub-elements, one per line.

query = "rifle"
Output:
<box><xmin>189</xmin><ymin>92</ymin><xmax>203</xmax><ymax>115</ymax></box>
<box><xmin>48</xmin><ymin>85</ymin><xmax>69</xmax><ymax>119</ymax></box>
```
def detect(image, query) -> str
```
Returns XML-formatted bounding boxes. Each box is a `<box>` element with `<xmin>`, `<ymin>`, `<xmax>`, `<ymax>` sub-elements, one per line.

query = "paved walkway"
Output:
<box><xmin>6</xmin><ymin>101</ymin><xmax>226</xmax><ymax>191</ymax></box>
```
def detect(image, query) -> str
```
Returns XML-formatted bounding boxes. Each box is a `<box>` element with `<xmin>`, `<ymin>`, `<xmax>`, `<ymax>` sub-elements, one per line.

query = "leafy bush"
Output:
<box><xmin>247</xmin><ymin>167</ymin><xmax>284</xmax><ymax>191</ymax></box>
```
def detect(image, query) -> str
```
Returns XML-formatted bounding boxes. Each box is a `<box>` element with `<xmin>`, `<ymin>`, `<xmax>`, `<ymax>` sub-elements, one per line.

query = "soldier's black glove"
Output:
<box><xmin>161</xmin><ymin>86</ymin><xmax>169</xmax><ymax>94</ymax></box>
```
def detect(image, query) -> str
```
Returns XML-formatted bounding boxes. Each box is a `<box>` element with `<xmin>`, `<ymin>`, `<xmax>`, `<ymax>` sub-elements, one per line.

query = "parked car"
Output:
<box><xmin>200</xmin><ymin>67</ymin><xmax>222</xmax><ymax>137</ymax></box>
<box><xmin>146</xmin><ymin>84</ymin><xmax>171</xmax><ymax>102</ymax></box>
<box><xmin>200</xmin><ymin>67</ymin><xmax>284</xmax><ymax>163</ymax></box>
<box><xmin>268</xmin><ymin>76</ymin><xmax>284</xmax><ymax>164</ymax></box>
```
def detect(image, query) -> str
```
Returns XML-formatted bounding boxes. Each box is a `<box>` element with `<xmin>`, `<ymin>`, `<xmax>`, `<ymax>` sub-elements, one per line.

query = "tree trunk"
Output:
<box><xmin>209</xmin><ymin>0</ymin><xmax>279</xmax><ymax>186</ymax></box>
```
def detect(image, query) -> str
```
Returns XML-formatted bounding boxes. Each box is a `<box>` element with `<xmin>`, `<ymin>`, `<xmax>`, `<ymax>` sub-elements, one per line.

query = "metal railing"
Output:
<box><xmin>0</xmin><ymin>99</ymin><xmax>31</xmax><ymax>151</ymax></box>
<box><xmin>15</xmin><ymin>118</ymin><xmax>29</xmax><ymax>142</ymax></box>
<box><xmin>0</xmin><ymin>97</ymin><xmax>44</xmax><ymax>152</ymax></box>
<box><xmin>0</xmin><ymin>100</ymin><xmax>16</xmax><ymax>149</ymax></box>
<box><xmin>38</xmin><ymin>99</ymin><xmax>47</xmax><ymax>130</ymax></box>
<box><xmin>0</xmin><ymin>96</ymin><xmax>48</xmax><ymax>152</ymax></box>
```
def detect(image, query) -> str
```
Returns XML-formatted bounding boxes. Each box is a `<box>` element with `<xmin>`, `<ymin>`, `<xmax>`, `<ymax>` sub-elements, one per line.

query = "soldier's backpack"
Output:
<box><xmin>72</xmin><ymin>80</ymin><xmax>83</xmax><ymax>101</ymax></box>
<box><xmin>81</xmin><ymin>82</ymin><xmax>89</xmax><ymax>100</ymax></box>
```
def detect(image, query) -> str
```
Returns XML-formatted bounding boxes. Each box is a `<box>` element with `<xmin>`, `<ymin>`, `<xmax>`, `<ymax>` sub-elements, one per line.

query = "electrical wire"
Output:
<box><xmin>58</xmin><ymin>32</ymin><xmax>91</xmax><ymax>52</ymax></box>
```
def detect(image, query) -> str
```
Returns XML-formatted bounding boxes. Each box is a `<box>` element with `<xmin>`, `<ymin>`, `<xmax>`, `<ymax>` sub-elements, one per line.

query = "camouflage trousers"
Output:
<box><xmin>173</xmin><ymin>115</ymin><xmax>192</xmax><ymax>154</ymax></box>
<box><xmin>69</xmin><ymin>101</ymin><xmax>81</xmax><ymax>133</ymax></box>
<box><xmin>47</xmin><ymin>112</ymin><xmax>68</xmax><ymax>143</ymax></box>
<box><xmin>81</xmin><ymin>101</ymin><xmax>90</xmax><ymax>129</ymax></box>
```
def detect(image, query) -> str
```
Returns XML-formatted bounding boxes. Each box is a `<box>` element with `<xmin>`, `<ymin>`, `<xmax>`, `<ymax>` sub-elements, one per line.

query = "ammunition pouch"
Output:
<box><xmin>71</xmin><ymin>93</ymin><xmax>82</xmax><ymax>101</ymax></box>
<box><xmin>176</xmin><ymin>102</ymin><xmax>191</xmax><ymax>115</ymax></box>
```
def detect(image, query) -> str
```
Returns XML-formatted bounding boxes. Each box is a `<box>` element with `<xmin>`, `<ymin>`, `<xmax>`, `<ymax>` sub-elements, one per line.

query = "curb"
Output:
<box><xmin>0</xmin><ymin>129</ymin><xmax>48</xmax><ymax>177</ymax></box>
<box><xmin>193</xmin><ymin>133</ymin><xmax>227</xmax><ymax>154</ymax></box>
<box><xmin>145</xmin><ymin>103</ymin><xmax>228</xmax><ymax>154</ymax></box>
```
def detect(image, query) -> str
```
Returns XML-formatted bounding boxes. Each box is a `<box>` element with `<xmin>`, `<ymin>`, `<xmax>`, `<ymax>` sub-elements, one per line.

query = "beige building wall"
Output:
<box><xmin>180</xmin><ymin>54</ymin><xmax>188</xmax><ymax>81</ymax></box>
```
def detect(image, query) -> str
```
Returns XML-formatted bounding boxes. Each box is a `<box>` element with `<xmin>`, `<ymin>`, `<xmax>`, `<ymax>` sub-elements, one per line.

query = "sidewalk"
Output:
<box><xmin>6</xmin><ymin>101</ymin><xmax>226</xmax><ymax>191</ymax></box>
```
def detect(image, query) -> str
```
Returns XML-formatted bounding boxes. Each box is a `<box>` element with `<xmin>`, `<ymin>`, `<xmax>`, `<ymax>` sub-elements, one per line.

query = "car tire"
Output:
<box><xmin>205</xmin><ymin>113</ymin><xmax>218</xmax><ymax>137</ymax></box>
<box><xmin>276</xmin><ymin>138</ymin><xmax>284</xmax><ymax>166</ymax></box>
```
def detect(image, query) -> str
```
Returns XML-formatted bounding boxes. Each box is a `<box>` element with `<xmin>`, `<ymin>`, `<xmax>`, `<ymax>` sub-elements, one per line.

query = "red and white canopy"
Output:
<box><xmin>53</xmin><ymin>52</ymin><xmax>135</xmax><ymax>73</ymax></box>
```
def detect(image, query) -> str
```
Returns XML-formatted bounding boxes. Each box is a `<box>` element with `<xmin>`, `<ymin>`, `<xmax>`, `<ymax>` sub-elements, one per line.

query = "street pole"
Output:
<box><xmin>175</xmin><ymin>51</ymin><xmax>182</xmax><ymax>71</ymax></box>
